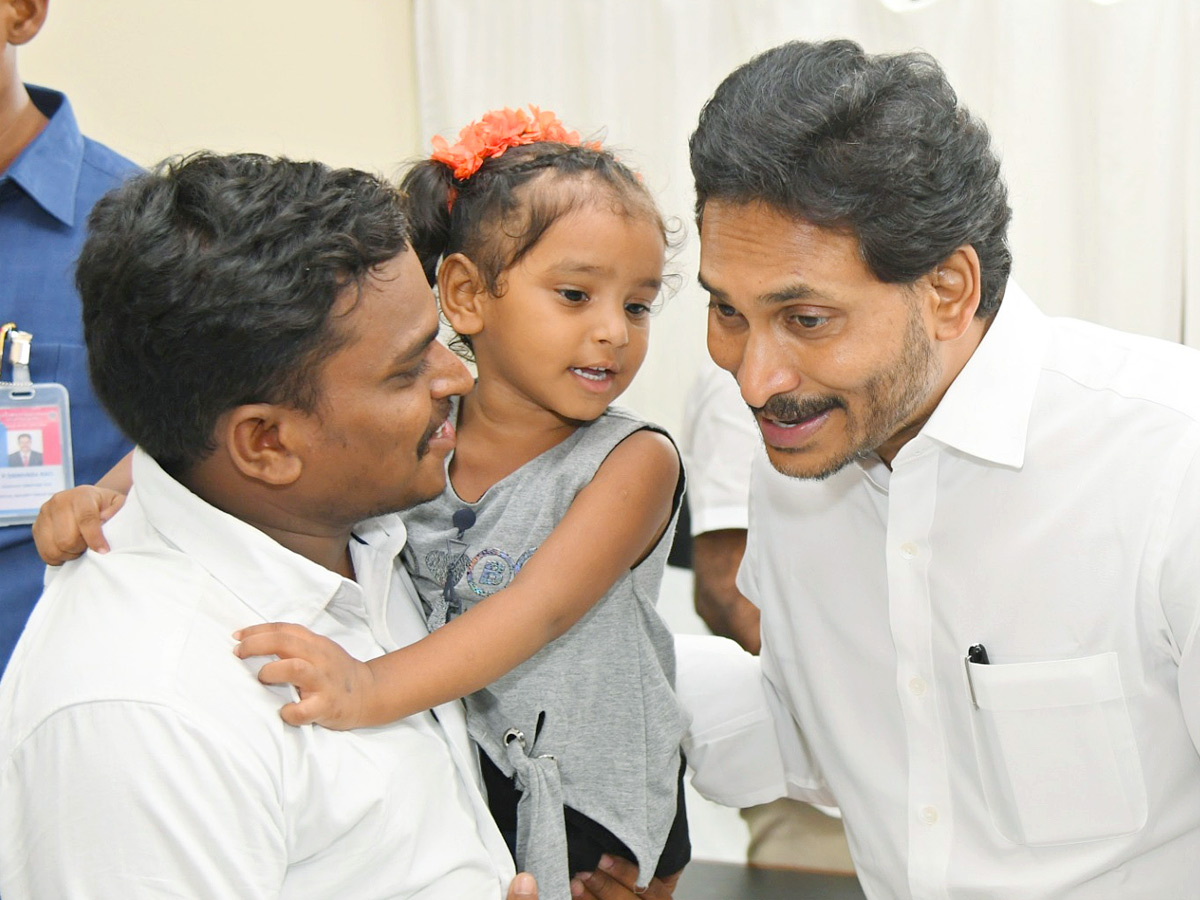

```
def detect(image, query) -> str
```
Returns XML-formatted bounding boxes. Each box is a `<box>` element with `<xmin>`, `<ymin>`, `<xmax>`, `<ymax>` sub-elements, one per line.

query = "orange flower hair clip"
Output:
<box><xmin>430</xmin><ymin>105</ymin><xmax>591</xmax><ymax>181</ymax></box>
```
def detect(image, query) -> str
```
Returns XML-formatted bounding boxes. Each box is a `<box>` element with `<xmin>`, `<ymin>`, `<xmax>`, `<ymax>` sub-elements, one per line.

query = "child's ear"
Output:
<box><xmin>223</xmin><ymin>404</ymin><xmax>304</xmax><ymax>486</ymax></box>
<box><xmin>438</xmin><ymin>253</ymin><xmax>487</xmax><ymax>337</ymax></box>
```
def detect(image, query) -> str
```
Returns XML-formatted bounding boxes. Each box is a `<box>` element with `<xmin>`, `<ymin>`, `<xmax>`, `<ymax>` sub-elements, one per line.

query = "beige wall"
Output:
<box><xmin>20</xmin><ymin>0</ymin><xmax>422</xmax><ymax>177</ymax></box>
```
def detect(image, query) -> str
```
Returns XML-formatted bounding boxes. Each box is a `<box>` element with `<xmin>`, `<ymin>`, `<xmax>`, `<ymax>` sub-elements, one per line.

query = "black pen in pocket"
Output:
<box><xmin>965</xmin><ymin>643</ymin><xmax>989</xmax><ymax>708</ymax></box>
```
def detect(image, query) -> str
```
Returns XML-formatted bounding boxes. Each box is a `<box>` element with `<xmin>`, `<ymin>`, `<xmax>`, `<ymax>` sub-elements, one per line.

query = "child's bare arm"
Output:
<box><xmin>235</xmin><ymin>429</ymin><xmax>680</xmax><ymax>729</ymax></box>
<box><xmin>32</xmin><ymin>451</ymin><xmax>133</xmax><ymax>563</ymax></box>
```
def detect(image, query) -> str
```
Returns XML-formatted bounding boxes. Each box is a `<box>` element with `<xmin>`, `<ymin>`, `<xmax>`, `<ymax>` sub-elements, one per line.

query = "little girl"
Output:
<box><xmin>253</xmin><ymin>108</ymin><xmax>688</xmax><ymax>898</ymax></box>
<box><xmin>42</xmin><ymin>108</ymin><xmax>690</xmax><ymax>898</ymax></box>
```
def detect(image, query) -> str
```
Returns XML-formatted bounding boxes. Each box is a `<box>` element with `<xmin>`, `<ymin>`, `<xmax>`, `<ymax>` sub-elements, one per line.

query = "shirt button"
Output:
<box><xmin>920</xmin><ymin>805</ymin><xmax>939</xmax><ymax>825</ymax></box>
<box><xmin>908</xmin><ymin>677</ymin><xmax>927</xmax><ymax>696</ymax></box>
<box><xmin>899</xmin><ymin>542</ymin><xmax>919</xmax><ymax>559</ymax></box>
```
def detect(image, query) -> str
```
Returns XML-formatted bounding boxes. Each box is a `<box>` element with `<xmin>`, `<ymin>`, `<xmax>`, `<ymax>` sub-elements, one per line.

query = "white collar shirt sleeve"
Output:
<box><xmin>735</xmin><ymin>282</ymin><xmax>1200</xmax><ymax>899</ymax></box>
<box><xmin>680</xmin><ymin>358</ymin><xmax>762</xmax><ymax>536</ymax></box>
<box><xmin>675</xmin><ymin>633</ymin><xmax>836</xmax><ymax>808</ymax></box>
<box><xmin>0</xmin><ymin>450</ymin><xmax>514</xmax><ymax>899</ymax></box>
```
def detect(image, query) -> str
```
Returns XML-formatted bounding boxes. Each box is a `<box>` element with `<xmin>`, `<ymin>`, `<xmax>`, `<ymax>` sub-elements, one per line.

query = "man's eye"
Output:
<box><xmin>558</xmin><ymin>289</ymin><xmax>588</xmax><ymax>302</ymax></box>
<box><xmin>794</xmin><ymin>315</ymin><xmax>828</xmax><ymax>329</ymax></box>
<box><xmin>392</xmin><ymin>360</ymin><xmax>428</xmax><ymax>383</ymax></box>
<box><xmin>709</xmin><ymin>300</ymin><xmax>739</xmax><ymax>318</ymax></box>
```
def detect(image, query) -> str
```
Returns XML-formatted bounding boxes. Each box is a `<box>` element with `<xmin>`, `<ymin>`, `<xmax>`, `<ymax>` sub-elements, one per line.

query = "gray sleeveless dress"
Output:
<box><xmin>401</xmin><ymin>404</ymin><xmax>686</xmax><ymax>898</ymax></box>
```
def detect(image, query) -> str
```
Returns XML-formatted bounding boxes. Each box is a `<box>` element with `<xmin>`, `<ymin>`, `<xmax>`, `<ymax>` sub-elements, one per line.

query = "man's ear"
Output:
<box><xmin>437</xmin><ymin>253</ymin><xmax>488</xmax><ymax>337</ymax></box>
<box><xmin>5</xmin><ymin>0</ymin><xmax>48</xmax><ymax>46</ymax></box>
<box><xmin>222</xmin><ymin>404</ymin><xmax>305</xmax><ymax>487</ymax></box>
<box><xmin>927</xmin><ymin>245</ymin><xmax>982</xmax><ymax>342</ymax></box>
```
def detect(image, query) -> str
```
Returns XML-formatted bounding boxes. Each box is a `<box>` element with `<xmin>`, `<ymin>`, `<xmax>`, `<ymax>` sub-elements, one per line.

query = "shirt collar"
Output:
<box><xmin>130</xmin><ymin>448</ymin><xmax>408</xmax><ymax>627</ymax></box>
<box><xmin>917</xmin><ymin>279</ymin><xmax>1048</xmax><ymax>469</ymax></box>
<box><xmin>4</xmin><ymin>86</ymin><xmax>85</xmax><ymax>226</ymax></box>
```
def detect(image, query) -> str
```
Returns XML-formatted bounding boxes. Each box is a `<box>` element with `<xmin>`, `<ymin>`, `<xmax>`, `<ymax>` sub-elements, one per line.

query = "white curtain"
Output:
<box><xmin>414</xmin><ymin>0</ymin><xmax>1200</xmax><ymax>437</ymax></box>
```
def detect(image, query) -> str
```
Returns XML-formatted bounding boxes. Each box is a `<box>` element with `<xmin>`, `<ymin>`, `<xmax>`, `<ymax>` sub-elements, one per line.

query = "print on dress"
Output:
<box><xmin>425</xmin><ymin>544</ymin><xmax>540</xmax><ymax>602</ymax></box>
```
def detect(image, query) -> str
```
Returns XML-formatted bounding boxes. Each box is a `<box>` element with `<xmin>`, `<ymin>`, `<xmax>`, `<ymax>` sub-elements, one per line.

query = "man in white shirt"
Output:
<box><xmin>0</xmin><ymin>153</ymin><xmax>662</xmax><ymax>900</ymax></box>
<box><xmin>680</xmin><ymin>361</ymin><xmax>762</xmax><ymax>654</ymax></box>
<box><xmin>680</xmin><ymin>361</ymin><xmax>854</xmax><ymax>873</ymax></box>
<box><xmin>688</xmin><ymin>39</ymin><xmax>1200</xmax><ymax>899</ymax></box>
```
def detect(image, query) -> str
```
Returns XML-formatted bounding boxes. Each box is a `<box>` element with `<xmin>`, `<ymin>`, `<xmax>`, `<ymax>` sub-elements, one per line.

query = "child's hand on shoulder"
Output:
<box><xmin>33</xmin><ymin>485</ymin><xmax>126</xmax><ymax>564</ymax></box>
<box><xmin>234</xmin><ymin>622</ymin><xmax>378</xmax><ymax>730</ymax></box>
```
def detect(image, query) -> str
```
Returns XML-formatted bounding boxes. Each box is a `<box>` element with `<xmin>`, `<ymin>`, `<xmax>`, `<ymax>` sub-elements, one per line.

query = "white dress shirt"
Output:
<box><xmin>732</xmin><ymin>283</ymin><xmax>1200</xmax><ymax>899</ymax></box>
<box><xmin>0</xmin><ymin>449</ymin><xmax>515</xmax><ymax>899</ymax></box>
<box><xmin>680</xmin><ymin>358</ymin><xmax>762</xmax><ymax>537</ymax></box>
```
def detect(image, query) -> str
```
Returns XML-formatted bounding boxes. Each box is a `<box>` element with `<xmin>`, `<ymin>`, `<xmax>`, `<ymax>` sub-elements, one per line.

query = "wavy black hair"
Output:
<box><xmin>690</xmin><ymin>39</ymin><xmax>1012</xmax><ymax>316</ymax></box>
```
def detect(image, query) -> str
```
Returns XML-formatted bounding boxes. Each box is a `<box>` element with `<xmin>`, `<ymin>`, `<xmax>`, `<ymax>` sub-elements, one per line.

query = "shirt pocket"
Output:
<box><xmin>965</xmin><ymin>651</ymin><xmax>1147</xmax><ymax>846</ymax></box>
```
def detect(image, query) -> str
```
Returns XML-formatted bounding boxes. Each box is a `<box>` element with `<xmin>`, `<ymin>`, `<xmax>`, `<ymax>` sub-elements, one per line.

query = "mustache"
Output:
<box><xmin>752</xmin><ymin>393</ymin><xmax>846</xmax><ymax>423</ymax></box>
<box><xmin>416</xmin><ymin>400</ymin><xmax>452</xmax><ymax>458</ymax></box>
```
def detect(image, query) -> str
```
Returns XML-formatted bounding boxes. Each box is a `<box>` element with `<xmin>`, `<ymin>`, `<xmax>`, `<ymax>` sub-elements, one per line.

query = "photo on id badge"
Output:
<box><xmin>1</xmin><ymin>340</ymin><xmax>74</xmax><ymax>526</ymax></box>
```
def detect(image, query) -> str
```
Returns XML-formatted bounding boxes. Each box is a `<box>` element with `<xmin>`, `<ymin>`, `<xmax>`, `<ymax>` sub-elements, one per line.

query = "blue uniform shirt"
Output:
<box><xmin>0</xmin><ymin>86</ymin><xmax>139</xmax><ymax>672</ymax></box>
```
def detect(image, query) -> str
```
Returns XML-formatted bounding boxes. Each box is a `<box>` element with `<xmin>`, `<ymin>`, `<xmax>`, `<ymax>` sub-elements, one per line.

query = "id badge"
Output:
<box><xmin>0</xmin><ymin>327</ymin><xmax>74</xmax><ymax>526</ymax></box>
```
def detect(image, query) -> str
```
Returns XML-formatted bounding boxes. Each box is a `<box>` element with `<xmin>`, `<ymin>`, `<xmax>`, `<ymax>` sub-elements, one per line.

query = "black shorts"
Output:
<box><xmin>479</xmin><ymin>747</ymin><xmax>692</xmax><ymax>880</ymax></box>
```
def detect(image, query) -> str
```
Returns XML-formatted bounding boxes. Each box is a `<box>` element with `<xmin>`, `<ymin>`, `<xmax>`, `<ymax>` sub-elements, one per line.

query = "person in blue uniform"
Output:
<box><xmin>0</xmin><ymin>0</ymin><xmax>138</xmax><ymax>671</ymax></box>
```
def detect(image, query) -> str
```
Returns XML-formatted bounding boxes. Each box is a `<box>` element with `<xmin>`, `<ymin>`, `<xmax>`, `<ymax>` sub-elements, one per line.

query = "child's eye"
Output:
<box><xmin>558</xmin><ymin>289</ymin><xmax>588</xmax><ymax>303</ymax></box>
<box><xmin>625</xmin><ymin>301</ymin><xmax>652</xmax><ymax>318</ymax></box>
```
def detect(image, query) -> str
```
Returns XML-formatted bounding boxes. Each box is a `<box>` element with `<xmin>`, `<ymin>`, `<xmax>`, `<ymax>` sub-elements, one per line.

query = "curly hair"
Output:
<box><xmin>78</xmin><ymin>152</ymin><xmax>410</xmax><ymax>475</ymax></box>
<box><xmin>690</xmin><ymin>39</ymin><xmax>1012</xmax><ymax>316</ymax></box>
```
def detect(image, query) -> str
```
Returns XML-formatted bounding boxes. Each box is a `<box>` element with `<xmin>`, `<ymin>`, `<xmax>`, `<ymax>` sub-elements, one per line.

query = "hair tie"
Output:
<box><xmin>429</xmin><ymin>105</ymin><xmax>587</xmax><ymax>182</ymax></box>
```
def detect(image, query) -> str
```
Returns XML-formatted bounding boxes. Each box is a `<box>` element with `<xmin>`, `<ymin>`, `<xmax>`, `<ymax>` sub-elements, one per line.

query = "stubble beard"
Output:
<box><xmin>764</xmin><ymin>303</ymin><xmax>942</xmax><ymax>481</ymax></box>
